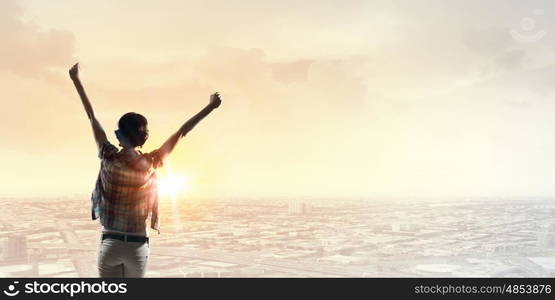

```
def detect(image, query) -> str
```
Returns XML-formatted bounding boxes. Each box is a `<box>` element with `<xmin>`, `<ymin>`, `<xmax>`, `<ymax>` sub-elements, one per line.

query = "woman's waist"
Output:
<box><xmin>102</xmin><ymin>226</ymin><xmax>148</xmax><ymax>237</ymax></box>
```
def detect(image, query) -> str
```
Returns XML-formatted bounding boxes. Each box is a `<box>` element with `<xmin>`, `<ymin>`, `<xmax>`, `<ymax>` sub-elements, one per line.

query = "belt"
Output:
<box><xmin>102</xmin><ymin>233</ymin><xmax>149</xmax><ymax>243</ymax></box>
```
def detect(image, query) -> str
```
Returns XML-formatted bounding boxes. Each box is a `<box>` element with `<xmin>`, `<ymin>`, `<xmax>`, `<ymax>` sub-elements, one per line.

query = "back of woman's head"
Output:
<box><xmin>118</xmin><ymin>112</ymin><xmax>149</xmax><ymax>147</ymax></box>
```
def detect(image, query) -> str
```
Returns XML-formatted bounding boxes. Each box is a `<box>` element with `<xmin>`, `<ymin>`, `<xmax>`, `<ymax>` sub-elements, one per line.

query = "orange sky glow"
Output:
<box><xmin>3</xmin><ymin>0</ymin><xmax>555</xmax><ymax>198</ymax></box>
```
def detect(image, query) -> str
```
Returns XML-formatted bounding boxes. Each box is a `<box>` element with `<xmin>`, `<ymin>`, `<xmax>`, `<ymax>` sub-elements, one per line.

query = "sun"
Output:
<box><xmin>157</xmin><ymin>173</ymin><xmax>190</xmax><ymax>198</ymax></box>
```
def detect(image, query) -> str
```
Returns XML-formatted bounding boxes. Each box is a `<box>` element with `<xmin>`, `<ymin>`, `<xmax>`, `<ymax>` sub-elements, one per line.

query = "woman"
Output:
<box><xmin>69</xmin><ymin>63</ymin><xmax>222</xmax><ymax>277</ymax></box>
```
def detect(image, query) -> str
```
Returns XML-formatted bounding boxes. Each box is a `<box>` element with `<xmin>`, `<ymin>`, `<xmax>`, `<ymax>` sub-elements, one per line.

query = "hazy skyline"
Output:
<box><xmin>3</xmin><ymin>0</ymin><xmax>555</xmax><ymax>198</ymax></box>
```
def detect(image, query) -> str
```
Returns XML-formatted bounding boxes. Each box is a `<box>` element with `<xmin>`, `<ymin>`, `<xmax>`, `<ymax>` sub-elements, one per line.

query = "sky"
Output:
<box><xmin>2</xmin><ymin>0</ymin><xmax>555</xmax><ymax>199</ymax></box>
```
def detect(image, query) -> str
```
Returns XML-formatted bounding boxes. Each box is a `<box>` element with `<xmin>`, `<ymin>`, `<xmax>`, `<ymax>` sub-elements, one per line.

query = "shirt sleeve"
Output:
<box><xmin>143</xmin><ymin>149</ymin><xmax>164</xmax><ymax>169</ymax></box>
<box><xmin>98</xmin><ymin>141</ymin><xmax>119</xmax><ymax>160</ymax></box>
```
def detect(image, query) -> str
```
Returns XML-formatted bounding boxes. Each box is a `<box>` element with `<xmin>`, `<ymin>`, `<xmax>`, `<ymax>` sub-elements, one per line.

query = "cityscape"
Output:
<box><xmin>0</xmin><ymin>196</ymin><xmax>554</xmax><ymax>277</ymax></box>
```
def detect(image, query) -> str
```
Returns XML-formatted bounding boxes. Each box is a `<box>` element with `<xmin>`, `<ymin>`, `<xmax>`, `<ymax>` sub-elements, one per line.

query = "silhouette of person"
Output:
<box><xmin>69</xmin><ymin>63</ymin><xmax>222</xmax><ymax>277</ymax></box>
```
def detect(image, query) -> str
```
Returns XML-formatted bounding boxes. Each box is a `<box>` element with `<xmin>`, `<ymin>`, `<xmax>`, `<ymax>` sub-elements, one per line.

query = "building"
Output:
<box><xmin>536</xmin><ymin>223</ymin><xmax>554</xmax><ymax>249</ymax></box>
<box><xmin>1</xmin><ymin>235</ymin><xmax>29</xmax><ymax>264</ymax></box>
<box><xmin>288</xmin><ymin>200</ymin><xmax>312</xmax><ymax>215</ymax></box>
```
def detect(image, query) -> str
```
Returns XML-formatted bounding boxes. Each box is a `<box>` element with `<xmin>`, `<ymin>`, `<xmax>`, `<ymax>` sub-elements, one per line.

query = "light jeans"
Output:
<box><xmin>97</xmin><ymin>238</ymin><xmax>149</xmax><ymax>278</ymax></box>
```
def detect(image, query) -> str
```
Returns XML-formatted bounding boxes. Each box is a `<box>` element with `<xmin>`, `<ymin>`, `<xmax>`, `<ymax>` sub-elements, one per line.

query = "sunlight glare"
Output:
<box><xmin>158</xmin><ymin>173</ymin><xmax>190</xmax><ymax>198</ymax></box>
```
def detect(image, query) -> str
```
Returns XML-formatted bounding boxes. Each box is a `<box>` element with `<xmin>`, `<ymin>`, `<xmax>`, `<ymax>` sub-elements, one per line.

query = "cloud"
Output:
<box><xmin>3</xmin><ymin>0</ymin><xmax>555</xmax><ymax>197</ymax></box>
<box><xmin>0</xmin><ymin>0</ymin><xmax>76</xmax><ymax>152</ymax></box>
<box><xmin>0</xmin><ymin>0</ymin><xmax>75</xmax><ymax>78</ymax></box>
<box><xmin>271</xmin><ymin>60</ymin><xmax>313</xmax><ymax>84</ymax></box>
<box><xmin>463</xmin><ymin>27</ymin><xmax>529</xmax><ymax>72</ymax></box>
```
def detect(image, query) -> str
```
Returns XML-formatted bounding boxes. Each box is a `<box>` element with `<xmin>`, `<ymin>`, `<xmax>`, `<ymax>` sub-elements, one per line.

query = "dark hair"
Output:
<box><xmin>118</xmin><ymin>112</ymin><xmax>149</xmax><ymax>147</ymax></box>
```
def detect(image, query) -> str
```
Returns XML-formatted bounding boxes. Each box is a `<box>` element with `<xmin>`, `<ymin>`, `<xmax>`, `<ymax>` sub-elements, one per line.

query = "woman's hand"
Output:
<box><xmin>209</xmin><ymin>92</ymin><xmax>222</xmax><ymax>109</ymax></box>
<box><xmin>69</xmin><ymin>63</ymin><xmax>80</xmax><ymax>81</ymax></box>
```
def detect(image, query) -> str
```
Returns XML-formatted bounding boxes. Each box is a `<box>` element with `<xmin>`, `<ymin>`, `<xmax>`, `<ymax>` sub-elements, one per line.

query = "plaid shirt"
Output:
<box><xmin>91</xmin><ymin>141</ymin><xmax>163</xmax><ymax>234</ymax></box>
